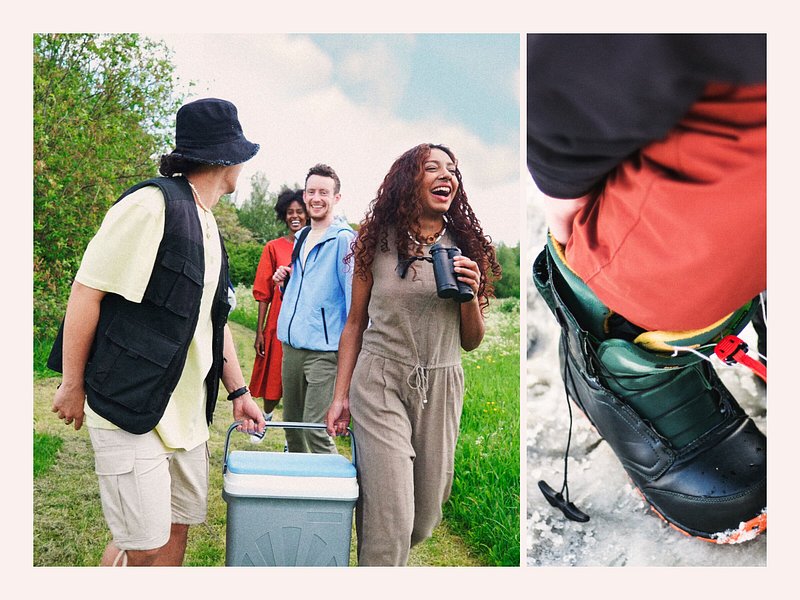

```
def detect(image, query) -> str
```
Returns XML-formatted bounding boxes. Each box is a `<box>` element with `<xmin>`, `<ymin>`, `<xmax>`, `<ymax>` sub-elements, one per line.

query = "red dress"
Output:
<box><xmin>248</xmin><ymin>236</ymin><xmax>294</xmax><ymax>400</ymax></box>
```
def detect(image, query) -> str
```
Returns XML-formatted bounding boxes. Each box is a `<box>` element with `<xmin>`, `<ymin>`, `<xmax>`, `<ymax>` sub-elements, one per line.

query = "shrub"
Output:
<box><xmin>227</xmin><ymin>242</ymin><xmax>264</xmax><ymax>287</ymax></box>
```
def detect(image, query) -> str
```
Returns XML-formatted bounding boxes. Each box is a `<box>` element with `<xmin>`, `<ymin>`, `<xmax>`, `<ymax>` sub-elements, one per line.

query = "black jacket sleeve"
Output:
<box><xmin>526</xmin><ymin>33</ymin><xmax>766</xmax><ymax>198</ymax></box>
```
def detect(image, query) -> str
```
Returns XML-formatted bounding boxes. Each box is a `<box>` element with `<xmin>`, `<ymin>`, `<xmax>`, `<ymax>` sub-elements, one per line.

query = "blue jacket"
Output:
<box><xmin>277</xmin><ymin>222</ymin><xmax>355</xmax><ymax>351</ymax></box>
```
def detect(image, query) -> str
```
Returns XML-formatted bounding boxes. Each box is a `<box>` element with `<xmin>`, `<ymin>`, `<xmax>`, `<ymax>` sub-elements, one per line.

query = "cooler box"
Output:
<box><xmin>222</xmin><ymin>421</ymin><xmax>358</xmax><ymax>567</ymax></box>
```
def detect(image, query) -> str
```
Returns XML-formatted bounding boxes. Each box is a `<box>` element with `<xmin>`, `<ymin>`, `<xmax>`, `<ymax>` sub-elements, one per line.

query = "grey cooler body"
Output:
<box><xmin>222</xmin><ymin>421</ymin><xmax>358</xmax><ymax>566</ymax></box>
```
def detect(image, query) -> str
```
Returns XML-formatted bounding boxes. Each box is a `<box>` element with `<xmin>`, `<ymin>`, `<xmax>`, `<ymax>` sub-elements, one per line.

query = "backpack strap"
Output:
<box><xmin>282</xmin><ymin>226</ymin><xmax>312</xmax><ymax>292</ymax></box>
<box><xmin>291</xmin><ymin>226</ymin><xmax>312</xmax><ymax>266</ymax></box>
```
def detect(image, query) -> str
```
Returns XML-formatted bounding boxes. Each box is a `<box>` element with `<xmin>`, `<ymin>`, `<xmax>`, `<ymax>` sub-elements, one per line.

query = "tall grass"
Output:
<box><xmin>446</xmin><ymin>297</ymin><xmax>520</xmax><ymax>566</ymax></box>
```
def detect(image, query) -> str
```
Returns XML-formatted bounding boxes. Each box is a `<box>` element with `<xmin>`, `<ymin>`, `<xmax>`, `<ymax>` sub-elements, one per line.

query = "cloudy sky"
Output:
<box><xmin>156</xmin><ymin>33</ymin><xmax>521</xmax><ymax>245</ymax></box>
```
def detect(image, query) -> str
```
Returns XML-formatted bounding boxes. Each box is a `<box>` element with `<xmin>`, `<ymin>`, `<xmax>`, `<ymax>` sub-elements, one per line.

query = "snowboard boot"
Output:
<box><xmin>533</xmin><ymin>236</ymin><xmax>766</xmax><ymax>543</ymax></box>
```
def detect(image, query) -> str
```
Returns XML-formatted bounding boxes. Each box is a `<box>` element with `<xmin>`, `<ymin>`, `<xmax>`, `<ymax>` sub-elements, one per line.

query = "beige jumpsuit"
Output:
<box><xmin>349</xmin><ymin>232</ymin><xmax>465</xmax><ymax>566</ymax></box>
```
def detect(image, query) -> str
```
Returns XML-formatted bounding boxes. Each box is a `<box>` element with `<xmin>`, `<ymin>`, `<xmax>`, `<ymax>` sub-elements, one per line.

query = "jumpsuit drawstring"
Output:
<box><xmin>407</xmin><ymin>364</ymin><xmax>429</xmax><ymax>407</ymax></box>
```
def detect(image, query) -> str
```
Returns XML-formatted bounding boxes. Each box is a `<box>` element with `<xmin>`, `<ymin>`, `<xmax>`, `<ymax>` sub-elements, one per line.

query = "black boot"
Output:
<box><xmin>533</xmin><ymin>238</ymin><xmax>766</xmax><ymax>543</ymax></box>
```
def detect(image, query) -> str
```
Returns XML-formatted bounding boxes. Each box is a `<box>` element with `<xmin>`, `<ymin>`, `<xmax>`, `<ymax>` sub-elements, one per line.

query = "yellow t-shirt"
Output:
<box><xmin>301</xmin><ymin>227</ymin><xmax>326</xmax><ymax>266</ymax></box>
<box><xmin>76</xmin><ymin>185</ymin><xmax>221</xmax><ymax>451</ymax></box>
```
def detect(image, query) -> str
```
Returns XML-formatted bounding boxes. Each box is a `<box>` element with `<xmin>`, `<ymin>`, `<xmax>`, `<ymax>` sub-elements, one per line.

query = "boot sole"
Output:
<box><xmin>640</xmin><ymin>487</ymin><xmax>767</xmax><ymax>544</ymax></box>
<box><xmin>571</xmin><ymin>397</ymin><xmax>767</xmax><ymax>544</ymax></box>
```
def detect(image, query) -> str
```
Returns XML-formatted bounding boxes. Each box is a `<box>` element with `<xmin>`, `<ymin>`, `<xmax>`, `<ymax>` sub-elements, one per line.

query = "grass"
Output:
<box><xmin>32</xmin><ymin>288</ymin><xmax>519</xmax><ymax>567</ymax></box>
<box><xmin>33</xmin><ymin>384</ymin><xmax>113</xmax><ymax>566</ymax></box>
<box><xmin>34</xmin><ymin>336</ymin><xmax>55</xmax><ymax>378</ymax></box>
<box><xmin>447</xmin><ymin>297</ymin><xmax>520</xmax><ymax>566</ymax></box>
<box><xmin>33</xmin><ymin>431</ymin><xmax>63</xmax><ymax>477</ymax></box>
<box><xmin>228</xmin><ymin>288</ymin><xmax>260</xmax><ymax>332</ymax></box>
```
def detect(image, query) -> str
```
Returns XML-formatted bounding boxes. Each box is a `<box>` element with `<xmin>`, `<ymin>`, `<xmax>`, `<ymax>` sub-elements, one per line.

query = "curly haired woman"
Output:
<box><xmin>325</xmin><ymin>143</ymin><xmax>501</xmax><ymax>565</ymax></box>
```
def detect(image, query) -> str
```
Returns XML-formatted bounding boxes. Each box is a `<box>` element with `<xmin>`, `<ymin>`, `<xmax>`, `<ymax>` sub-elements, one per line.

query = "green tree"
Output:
<box><xmin>216</xmin><ymin>195</ymin><xmax>261</xmax><ymax>288</ymax></box>
<box><xmin>215</xmin><ymin>197</ymin><xmax>255</xmax><ymax>244</ymax></box>
<box><xmin>236</xmin><ymin>172</ymin><xmax>290</xmax><ymax>244</ymax></box>
<box><xmin>34</xmin><ymin>33</ymin><xmax>183</xmax><ymax>342</ymax></box>
<box><xmin>493</xmin><ymin>242</ymin><xmax>520</xmax><ymax>299</ymax></box>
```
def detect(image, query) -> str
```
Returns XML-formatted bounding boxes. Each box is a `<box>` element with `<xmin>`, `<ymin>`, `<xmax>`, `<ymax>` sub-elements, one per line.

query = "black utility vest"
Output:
<box><xmin>55</xmin><ymin>176</ymin><xmax>230</xmax><ymax>434</ymax></box>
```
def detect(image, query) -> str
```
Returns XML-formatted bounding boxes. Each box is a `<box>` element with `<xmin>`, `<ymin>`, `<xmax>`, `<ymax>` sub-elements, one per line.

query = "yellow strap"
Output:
<box><xmin>548</xmin><ymin>234</ymin><xmax>580</xmax><ymax>277</ymax></box>
<box><xmin>549</xmin><ymin>231</ymin><xmax>746</xmax><ymax>351</ymax></box>
<box><xmin>633</xmin><ymin>311</ymin><xmax>736</xmax><ymax>352</ymax></box>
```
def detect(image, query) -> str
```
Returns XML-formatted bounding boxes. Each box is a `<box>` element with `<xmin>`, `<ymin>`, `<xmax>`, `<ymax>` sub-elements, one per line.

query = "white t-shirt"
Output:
<box><xmin>75</xmin><ymin>185</ymin><xmax>221</xmax><ymax>451</ymax></box>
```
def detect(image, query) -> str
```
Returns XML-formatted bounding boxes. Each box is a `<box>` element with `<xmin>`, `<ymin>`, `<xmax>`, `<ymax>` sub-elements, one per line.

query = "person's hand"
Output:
<box><xmin>542</xmin><ymin>194</ymin><xmax>593</xmax><ymax>246</ymax></box>
<box><xmin>325</xmin><ymin>396</ymin><xmax>351</xmax><ymax>437</ymax></box>
<box><xmin>453</xmin><ymin>255</ymin><xmax>481</xmax><ymax>296</ymax></box>
<box><xmin>232</xmin><ymin>393</ymin><xmax>266</xmax><ymax>435</ymax></box>
<box><xmin>254</xmin><ymin>331</ymin><xmax>265</xmax><ymax>356</ymax></box>
<box><xmin>51</xmin><ymin>381</ymin><xmax>86</xmax><ymax>430</ymax></box>
<box><xmin>272</xmin><ymin>265</ymin><xmax>291</xmax><ymax>286</ymax></box>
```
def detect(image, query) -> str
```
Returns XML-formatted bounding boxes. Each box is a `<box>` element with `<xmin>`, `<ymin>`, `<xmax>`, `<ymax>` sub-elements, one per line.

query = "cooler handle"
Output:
<box><xmin>223</xmin><ymin>421</ymin><xmax>357</xmax><ymax>473</ymax></box>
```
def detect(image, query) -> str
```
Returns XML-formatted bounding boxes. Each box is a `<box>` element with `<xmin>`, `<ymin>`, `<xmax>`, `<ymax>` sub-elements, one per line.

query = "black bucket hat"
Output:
<box><xmin>169</xmin><ymin>98</ymin><xmax>260</xmax><ymax>165</ymax></box>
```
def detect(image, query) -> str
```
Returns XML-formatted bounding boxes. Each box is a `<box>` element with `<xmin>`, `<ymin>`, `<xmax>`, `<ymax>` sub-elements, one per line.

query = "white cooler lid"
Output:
<box><xmin>224</xmin><ymin>451</ymin><xmax>358</xmax><ymax>500</ymax></box>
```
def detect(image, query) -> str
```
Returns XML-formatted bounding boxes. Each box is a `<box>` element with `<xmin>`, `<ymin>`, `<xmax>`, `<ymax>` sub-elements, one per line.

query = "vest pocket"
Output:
<box><xmin>86</xmin><ymin>314</ymin><xmax>181</xmax><ymax>413</ymax></box>
<box><xmin>144</xmin><ymin>250</ymin><xmax>204</xmax><ymax>317</ymax></box>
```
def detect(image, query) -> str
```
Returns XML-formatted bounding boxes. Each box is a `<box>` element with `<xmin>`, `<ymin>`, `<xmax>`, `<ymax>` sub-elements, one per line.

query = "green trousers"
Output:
<box><xmin>280</xmin><ymin>344</ymin><xmax>338</xmax><ymax>454</ymax></box>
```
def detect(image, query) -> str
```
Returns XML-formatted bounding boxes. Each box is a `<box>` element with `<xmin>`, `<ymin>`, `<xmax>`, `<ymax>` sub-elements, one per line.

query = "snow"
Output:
<box><xmin>525</xmin><ymin>185</ymin><xmax>767</xmax><ymax>567</ymax></box>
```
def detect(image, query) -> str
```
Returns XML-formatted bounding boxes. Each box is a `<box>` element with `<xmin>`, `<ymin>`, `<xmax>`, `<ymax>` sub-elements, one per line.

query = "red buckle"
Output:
<box><xmin>714</xmin><ymin>335</ymin><xmax>766</xmax><ymax>383</ymax></box>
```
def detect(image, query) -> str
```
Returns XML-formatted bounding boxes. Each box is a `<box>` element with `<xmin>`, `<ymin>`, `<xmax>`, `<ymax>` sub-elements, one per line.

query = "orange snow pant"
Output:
<box><xmin>565</xmin><ymin>83</ymin><xmax>766</xmax><ymax>331</ymax></box>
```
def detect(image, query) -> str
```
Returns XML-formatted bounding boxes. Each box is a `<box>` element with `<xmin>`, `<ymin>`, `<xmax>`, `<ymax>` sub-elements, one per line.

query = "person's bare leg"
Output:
<box><xmin>100</xmin><ymin>524</ymin><xmax>189</xmax><ymax>566</ymax></box>
<box><xmin>100</xmin><ymin>542</ymin><xmax>160</xmax><ymax>567</ymax></box>
<box><xmin>151</xmin><ymin>523</ymin><xmax>190</xmax><ymax>566</ymax></box>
